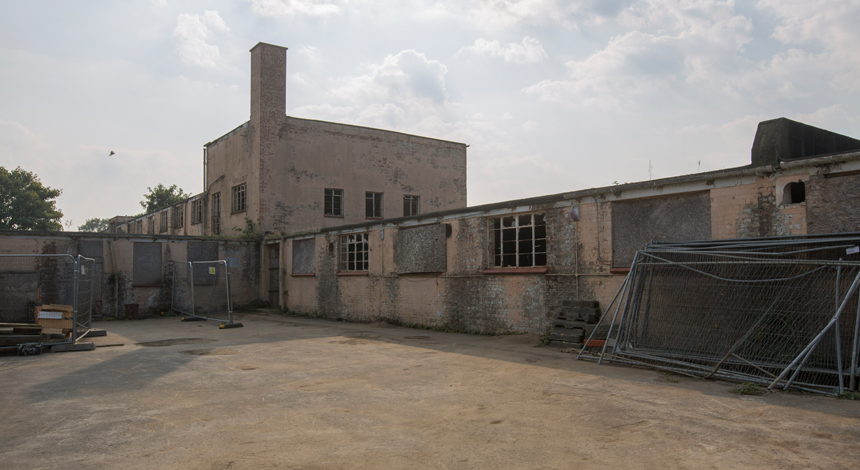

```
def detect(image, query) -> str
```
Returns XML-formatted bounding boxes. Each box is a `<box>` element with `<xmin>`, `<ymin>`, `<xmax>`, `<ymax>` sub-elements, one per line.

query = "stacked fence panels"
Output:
<box><xmin>578</xmin><ymin>233</ymin><xmax>860</xmax><ymax>396</ymax></box>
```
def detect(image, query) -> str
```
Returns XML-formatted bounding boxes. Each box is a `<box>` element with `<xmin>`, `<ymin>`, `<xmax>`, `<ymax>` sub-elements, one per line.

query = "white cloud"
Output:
<box><xmin>757</xmin><ymin>0</ymin><xmax>860</xmax><ymax>92</ymax></box>
<box><xmin>522</xmin><ymin>120</ymin><xmax>537</xmax><ymax>130</ymax></box>
<box><xmin>293</xmin><ymin>50</ymin><xmax>451</xmax><ymax>130</ymax></box>
<box><xmin>458</xmin><ymin>36</ymin><xmax>548</xmax><ymax>64</ymax></box>
<box><xmin>173</xmin><ymin>11</ymin><xmax>229</xmax><ymax>68</ymax></box>
<box><xmin>244</xmin><ymin>0</ymin><xmax>340</xmax><ymax>18</ymax></box>
<box><xmin>524</xmin><ymin>0</ymin><xmax>754</xmax><ymax>109</ymax></box>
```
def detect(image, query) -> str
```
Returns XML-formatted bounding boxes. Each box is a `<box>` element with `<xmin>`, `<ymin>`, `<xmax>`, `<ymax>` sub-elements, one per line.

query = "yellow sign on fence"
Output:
<box><xmin>209</xmin><ymin>267</ymin><xmax>216</xmax><ymax>275</ymax></box>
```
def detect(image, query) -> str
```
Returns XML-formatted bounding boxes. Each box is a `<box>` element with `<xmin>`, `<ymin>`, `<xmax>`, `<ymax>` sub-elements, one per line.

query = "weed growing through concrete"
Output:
<box><xmin>664</xmin><ymin>372</ymin><xmax>679</xmax><ymax>383</ymax></box>
<box><xmin>733</xmin><ymin>382</ymin><xmax>761</xmax><ymax>395</ymax></box>
<box><xmin>838</xmin><ymin>391</ymin><xmax>860</xmax><ymax>400</ymax></box>
<box><xmin>535</xmin><ymin>328</ymin><xmax>552</xmax><ymax>347</ymax></box>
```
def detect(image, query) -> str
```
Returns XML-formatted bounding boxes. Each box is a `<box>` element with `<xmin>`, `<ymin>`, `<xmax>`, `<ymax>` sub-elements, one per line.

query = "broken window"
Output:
<box><xmin>403</xmin><ymin>195</ymin><xmax>420</xmax><ymax>217</ymax></box>
<box><xmin>366</xmin><ymin>192</ymin><xmax>383</xmax><ymax>218</ymax></box>
<box><xmin>148</xmin><ymin>216</ymin><xmax>155</xmax><ymax>234</ymax></box>
<box><xmin>324</xmin><ymin>188</ymin><xmax>343</xmax><ymax>216</ymax></box>
<box><xmin>191</xmin><ymin>199</ymin><xmax>203</xmax><ymax>224</ymax></box>
<box><xmin>159</xmin><ymin>212</ymin><xmax>168</xmax><ymax>233</ymax></box>
<box><xmin>232</xmin><ymin>183</ymin><xmax>246</xmax><ymax>213</ymax></box>
<box><xmin>490</xmin><ymin>213</ymin><xmax>547</xmax><ymax>268</ymax></box>
<box><xmin>211</xmin><ymin>192</ymin><xmax>221</xmax><ymax>235</ymax></box>
<box><xmin>135</xmin><ymin>220</ymin><xmax>142</xmax><ymax>234</ymax></box>
<box><xmin>782</xmin><ymin>181</ymin><xmax>806</xmax><ymax>205</ymax></box>
<box><xmin>174</xmin><ymin>205</ymin><xmax>184</xmax><ymax>228</ymax></box>
<box><xmin>340</xmin><ymin>233</ymin><xmax>369</xmax><ymax>271</ymax></box>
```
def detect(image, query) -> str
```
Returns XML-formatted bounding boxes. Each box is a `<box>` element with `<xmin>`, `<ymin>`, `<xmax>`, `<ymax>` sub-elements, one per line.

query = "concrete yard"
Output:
<box><xmin>2</xmin><ymin>314</ymin><xmax>860</xmax><ymax>470</ymax></box>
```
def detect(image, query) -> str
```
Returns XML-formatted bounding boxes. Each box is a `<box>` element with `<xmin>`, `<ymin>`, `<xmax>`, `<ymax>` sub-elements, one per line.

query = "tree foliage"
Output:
<box><xmin>0</xmin><ymin>166</ymin><xmax>63</xmax><ymax>231</ymax></box>
<box><xmin>78</xmin><ymin>217</ymin><xmax>110</xmax><ymax>232</ymax></box>
<box><xmin>140</xmin><ymin>184</ymin><xmax>190</xmax><ymax>213</ymax></box>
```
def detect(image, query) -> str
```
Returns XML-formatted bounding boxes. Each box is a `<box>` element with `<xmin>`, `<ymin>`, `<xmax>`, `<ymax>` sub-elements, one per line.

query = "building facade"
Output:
<box><xmin>113</xmin><ymin>42</ymin><xmax>467</xmax><ymax>238</ymax></box>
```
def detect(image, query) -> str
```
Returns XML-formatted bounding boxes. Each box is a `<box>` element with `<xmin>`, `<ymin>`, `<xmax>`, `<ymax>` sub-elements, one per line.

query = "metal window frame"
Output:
<box><xmin>365</xmin><ymin>191</ymin><xmax>383</xmax><ymax>218</ymax></box>
<box><xmin>403</xmin><ymin>195</ymin><xmax>420</xmax><ymax>217</ymax></box>
<box><xmin>159</xmin><ymin>211</ymin><xmax>168</xmax><ymax>233</ymax></box>
<box><xmin>324</xmin><ymin>188</ymin><xmax>344</xmax><ymax>216</ymax></box>
<box><xmin>232</xmin><ymin>183</ymin><xmax>246</xmax><ymax>213</ymax></box>
<box><xmin>339</xmin><ymin>233</ymin><xmax>369</xmax><ymax>272</ymax></box>
<box><xmin>489</xmin><ymin>212</ymin><xmax>547</xmax><ymax>268</ymax></box>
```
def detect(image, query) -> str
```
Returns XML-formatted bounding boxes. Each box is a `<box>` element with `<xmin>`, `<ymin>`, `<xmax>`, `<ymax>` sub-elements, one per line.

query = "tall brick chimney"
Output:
<box><xmin>249</xmin><ymin>42</ymin><xmax>287</xmax><ymax>231</ymax></box>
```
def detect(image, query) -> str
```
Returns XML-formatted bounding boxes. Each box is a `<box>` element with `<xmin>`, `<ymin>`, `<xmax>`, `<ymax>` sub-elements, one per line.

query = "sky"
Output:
<box><xmin>1</xmin><ymin>0</ymin><xmax>859</xmax><ymax>229</ymax></box>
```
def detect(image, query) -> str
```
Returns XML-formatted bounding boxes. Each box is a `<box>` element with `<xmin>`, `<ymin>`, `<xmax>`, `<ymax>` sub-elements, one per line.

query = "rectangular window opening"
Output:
<box><xmin>232</xmin><ymin>183</ymin><xmax>246</xmax><ymax>213</ymax></box>
<box><xmin>324</xmin><ymin>188</ymin><xmax>343</xmax><ymax>216</ymax></box>
<box><xmin>366</xmin><ymin>192</ymin><xmax>383</xmax><ymax>218</ymax></box>
<box><xmin>489</xmin><ymin>213</ymin><xmax>546</xmax><ymax>268</ymax></box>
<box><xmin>211</xmin><ymin>192</ymin><xmax>221</xmax><ymax>235</ymax></box>
<box><xmin>340</xmin><ymin>233</ymin><xmax>369</xmax><ymax>271</ymax></box>
<box><xmin>403</xmin><ymin>195</ymin><xmax>420</xmax><ymax>217</ymax></box>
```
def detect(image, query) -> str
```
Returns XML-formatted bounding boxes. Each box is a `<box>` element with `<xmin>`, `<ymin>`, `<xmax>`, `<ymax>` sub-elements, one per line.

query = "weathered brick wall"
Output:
<box><xmin>806</xmin><ymin>173</ymin><xmax>860</xmax><ymax>234</ymax></box>
<box><xmin>0</xmin><ymin>233</ymin><xmax>261</xmax><ymax>320</ymax></box>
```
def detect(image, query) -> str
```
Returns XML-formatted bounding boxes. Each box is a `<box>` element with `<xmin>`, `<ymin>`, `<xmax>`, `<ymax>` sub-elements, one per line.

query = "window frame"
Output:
<box><xmin>174</xmin><ymin>205</ymin><xmax>184</xmax><ymax>228</ymax></box>
<box><xmin>191</xmin><ymin>199</ymin><xmax>203</xmax><ymax>224</ymax></box>
<box><xmin>148</xmin><ymin>216</ymin><xmax>155</xmax><ymax>234</ymax></box>
<box><xmin>488</xmin><ymin>212</ymin><xmax>547</xmax><ymax>269</ymax></box>
<box><xmin>324</xmin><ymin>188</ymin><xmax>344</xmax><ymax>217</ymax></box>
<box><xmin>211</xmin><ymin>192</ymin><xmax>221</xmax><ymax>235</ymax></box>
<box><xmin>159</xmin><ymin>211</ymin><xmax>168</xmax><ymax>233</ymax></box>
<box><xmin>232</xmin><ymin>183</ymin><xmax>246</xmax><ymax>214</ymax></box>
<box><xmin>339</xmin><ymin>233</ymin><xmax>369</xmax><ymax>272</ymax></box>
<box><xmin>365</xmin><ymin>191</ymin><xmax>383</xmax><ymax>219</ymax></box>
<box><xmin>403</xmin><ymin>195</ymin><xmax>420</xmax><ymax>217</ymax></box>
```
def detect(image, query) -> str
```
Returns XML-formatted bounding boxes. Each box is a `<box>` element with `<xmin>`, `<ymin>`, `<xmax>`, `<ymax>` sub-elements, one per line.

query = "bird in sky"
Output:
<box><xmin>109</xmin><ymin>151</ymin><xmax>115</xmax><ymax>156</ymax></box>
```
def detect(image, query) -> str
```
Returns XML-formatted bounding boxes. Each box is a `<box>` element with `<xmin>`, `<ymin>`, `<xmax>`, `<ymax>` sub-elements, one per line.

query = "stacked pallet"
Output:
<box><xmin>549</xmin><ymin>300</ymin><xmax>600</xmax><ymax>349</ymax></box>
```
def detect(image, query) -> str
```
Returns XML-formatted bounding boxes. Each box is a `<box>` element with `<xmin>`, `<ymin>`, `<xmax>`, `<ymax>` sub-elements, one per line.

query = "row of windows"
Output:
<box><xmin>325</xmin><ymin>189</ymin><xmax>420</xmax><ymax>218</ymax></box>
<box><xmin>334</xmin><ymin>213</ymin><xmax>547</xmax><ymax>272</ymax></box>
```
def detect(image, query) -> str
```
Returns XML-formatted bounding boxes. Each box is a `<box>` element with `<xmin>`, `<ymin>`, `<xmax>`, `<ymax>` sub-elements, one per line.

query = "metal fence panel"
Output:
<box><xmin>171</xmin><ymin>260</ymin><xmax>234</xmax><ymax>325</ymax></box>
<box><xmin>580</xmin><ymin>234</ymin><xmax>860</xmax><ymax>396</ymax></box>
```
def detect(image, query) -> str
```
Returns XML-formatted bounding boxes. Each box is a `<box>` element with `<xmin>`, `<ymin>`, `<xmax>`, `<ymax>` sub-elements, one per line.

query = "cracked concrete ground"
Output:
<box><xmin>2</xmin><ymin>313</ymin><xmax>859</xmax><ymax>470</ymax></box>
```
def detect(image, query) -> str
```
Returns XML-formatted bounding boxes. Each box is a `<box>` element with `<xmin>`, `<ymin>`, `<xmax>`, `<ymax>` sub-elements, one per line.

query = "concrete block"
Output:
<box><xmin>52</xmin><ymin>342</ymin><xmax>95</xmax><ymax>353</ymax></box>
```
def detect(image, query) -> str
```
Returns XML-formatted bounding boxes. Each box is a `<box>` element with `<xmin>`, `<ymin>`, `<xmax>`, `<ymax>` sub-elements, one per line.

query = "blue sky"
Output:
<box><xmin>1</xmin><ymin>0</ymin><xmax>858</xmax><ymax>229</ymax></box>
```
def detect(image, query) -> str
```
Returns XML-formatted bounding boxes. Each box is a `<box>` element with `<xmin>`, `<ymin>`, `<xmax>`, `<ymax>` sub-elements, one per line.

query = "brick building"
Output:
<box><xmin>112</xmin><ymin>42</ymin><xmax>467</xmax><ymax>237</ymax></box>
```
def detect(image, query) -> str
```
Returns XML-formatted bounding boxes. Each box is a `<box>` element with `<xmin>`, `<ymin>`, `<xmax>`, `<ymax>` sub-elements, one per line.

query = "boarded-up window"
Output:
<box><xmin>611</xmin><ymin>191</ymin><xmax>712</xmax><ymax>267</ymax></box>
<box><xmin>395</xmin><ymin>224</ymin><xmax>447</xmax><ymax>273</ymax></box>
<box><xmin>292</xmin><ymin>239</ymin><xmax>316</xmax><ymax>274</ymax></box>
<box><xmin>188</xmin><ymin>241</ymin><xmax>219</xmax><ymax>284</ymax></box>
<box><xmin>133</xmin><ymin>242</ymin><xmax>162</xmax><ymax>286</ymax></box>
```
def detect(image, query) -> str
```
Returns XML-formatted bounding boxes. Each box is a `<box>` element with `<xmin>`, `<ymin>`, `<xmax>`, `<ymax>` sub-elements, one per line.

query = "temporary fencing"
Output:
<box><xmin>578</xmin><ymin>233</ymin><xmax>860</xmax><ymax>396</ymax></box>
<box><xmin>171</xmin><ymin>260</ymin><xmax>237</xmax><ymax>326</ymax></box>
<box><xmin>0</xmin><ymin>254</ymin><xmax>97</xmax><ymax>348</ymax></box>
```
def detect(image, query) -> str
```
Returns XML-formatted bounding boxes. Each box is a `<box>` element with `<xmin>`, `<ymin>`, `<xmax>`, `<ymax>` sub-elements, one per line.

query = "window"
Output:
<box><xmin>232</xmin><ymin>183</ymin><xmax>246</xmax><ymax>213</ymax></box>
<box><xmin>325</xmin><ymin>188</ymin><xmax>343</xmax><ymax>216</ymax></box>
<box><xmin>211</xmin><ymin>192</ymin><xmax>221</xmax><ymax>235</ymax></box>
<box><xmin>159</xmin><ymin>212</ymin><xmax>168</xmax><ymax>233</ymax></box>
<box><xmin>148</xmin><ymin>217</ymin><xmax>155</xmax><ymax>234</ymax></box>
<box><xmin>490</xmin><ymin>213</ymin><xmax>546</xmax><ymax>268</ymax></box>
<box><xmin>782</xmin><ymin>181</ymin><xmax>806</xmax><ymax>205</ymax></box>
<box><xmin>403</xmin><ymin>195</ymin><xmax>420</xmax><ymax>217</ymax></box>
<box><xmin>366</xmin><ymin>192</ymin><xmax>383</xmax><ymax>218</ymax></box>
<box><xmin>192</xmin><ymin>199</ymin><xmax>203</xmax><ymax>224</ymax></box>
<box><xmin>174</xmin><ymin>205</ymin><xmax>184</xmax><ymax>228</ymax></box>
<box><xmin>135</xmin><ymin>220</ymin><xmax>142</xmax><ymax>234</ymax></box>
<box><xmin>133</xmin><ymin>242</ymin><xmax>162</xmax><ymax>286</ymax></box>
<box><xmin>340</xmin><ymin>233</ymin><xmax>369</xmax><ymax>271</ymax></box>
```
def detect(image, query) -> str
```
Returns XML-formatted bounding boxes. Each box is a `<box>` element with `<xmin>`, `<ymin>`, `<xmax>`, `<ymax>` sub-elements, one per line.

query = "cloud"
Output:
<box><xmin>244</xmin><ymin>0</ymin><xmax>340</xmax><ymax>18</ymax></box>
<box><xmin>457</xmin><ymin>36</ymin><xmax>548</xmax><ymax>64</ymax></box>
<box><xmin>173</xmin><ymin>11</ymin><xmax>229</xmax><ymax>68</ymax></box>
<box><xmin>523</xmin><ymin>0</ymin><xmax>754</xmax><ymax>109</ymax></box>
<box><xmin>522</xmin><ymin>120</ymin><xmax>537</xmax><ymax>130</ymax></box>
<box><xmin>294</xmin><ymin>50</ymin><xmax>450</xmax><ymax>130</ymax></box>
<box><xmin>757</xmin><ymin>0</ymin><xmax>860</xmax><ymax>92</ymax></box>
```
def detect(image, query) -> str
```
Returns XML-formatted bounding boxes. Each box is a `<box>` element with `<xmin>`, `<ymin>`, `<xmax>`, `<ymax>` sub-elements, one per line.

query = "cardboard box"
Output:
<box><xmin>35</xmin><ymin>305</ymin><xmax>74</xmax><ymax>332</ymax></box>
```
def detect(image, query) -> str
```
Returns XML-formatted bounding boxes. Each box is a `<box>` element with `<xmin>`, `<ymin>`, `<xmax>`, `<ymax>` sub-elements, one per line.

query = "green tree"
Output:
<box><xmin>78</xmin><ymin>217</ymin><xmax>110</xmax><ymax>232</ymax></box>
<box><xmin>0</xmin><ymin>166</ymin><xmax>63</xmax><ymax>231</ymax></box>
<box><xmin>140</xmin><ymin>184</ymin><xmax>190</xmax><ymax>213</ymax></box>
